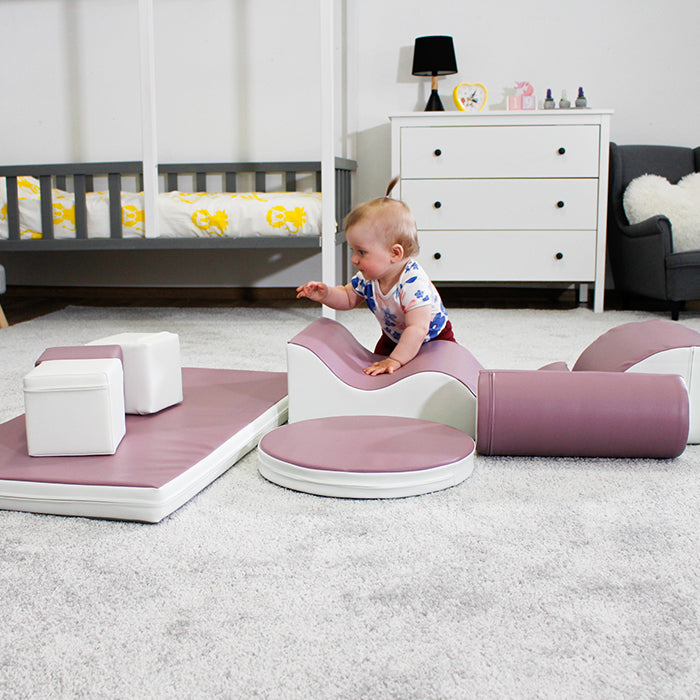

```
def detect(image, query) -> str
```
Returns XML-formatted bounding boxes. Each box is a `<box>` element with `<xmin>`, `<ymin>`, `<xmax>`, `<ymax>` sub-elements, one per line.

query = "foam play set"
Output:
<box><xmin>0</xmin><ymin>318</ymin><xmax>697</xmax><ymax>520</ymax></box>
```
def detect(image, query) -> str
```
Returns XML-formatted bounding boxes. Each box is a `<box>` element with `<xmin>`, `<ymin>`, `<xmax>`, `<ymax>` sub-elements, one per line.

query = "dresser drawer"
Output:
<box><xmin>400</xmin><ymin>125</ymin><xmax>600</xmax><ymax>179</ymax></box>
<box><xmin>417</xmin><ymin>230</ymin><xmax>597</xmax><ymax>281</ymax></box>
<box><xmin>402</xmin><ymin>178</ymin><xmax>599</xmax><ymax>230</ymax></box>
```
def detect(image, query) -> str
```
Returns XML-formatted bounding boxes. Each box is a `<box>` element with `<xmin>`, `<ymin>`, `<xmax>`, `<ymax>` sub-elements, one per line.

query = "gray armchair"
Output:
<box><xmin>607</xmin><ymin>142</ymin><xmax>700</xmax><ymax>319</ymax></box>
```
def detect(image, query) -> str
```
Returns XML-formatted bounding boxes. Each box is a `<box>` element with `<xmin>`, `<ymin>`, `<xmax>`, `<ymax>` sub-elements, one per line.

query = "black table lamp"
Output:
<box><xmin>412</xmin><ymin>35</ymin><xmax>458</xmax><ymax>111</ymax></box>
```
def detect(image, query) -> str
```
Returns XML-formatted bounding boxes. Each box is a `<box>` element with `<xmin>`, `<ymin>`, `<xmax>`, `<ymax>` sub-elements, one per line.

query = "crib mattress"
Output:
<box><xmin>0</xmin><ymin>176</ymin><xmax>322</xmax><ymax>240</ymax></box>
<box><xmin>0</xmin><ymin>367</ymin><xmax>287</xmax><ymax>522</ymax></box>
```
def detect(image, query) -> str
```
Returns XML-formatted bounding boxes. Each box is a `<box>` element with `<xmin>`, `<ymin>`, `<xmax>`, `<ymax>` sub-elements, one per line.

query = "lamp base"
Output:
<box><xmin>424</xmin><ymin>89</ymin><xmax>445</xmax><ymax>111</ymax></box>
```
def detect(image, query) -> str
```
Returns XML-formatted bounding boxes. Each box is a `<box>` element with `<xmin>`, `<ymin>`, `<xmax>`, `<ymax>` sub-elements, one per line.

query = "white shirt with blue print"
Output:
<box><xmin>350</xmin><ymin>259</ymin><xmax>449</xmax><ymax>344</ymax></box>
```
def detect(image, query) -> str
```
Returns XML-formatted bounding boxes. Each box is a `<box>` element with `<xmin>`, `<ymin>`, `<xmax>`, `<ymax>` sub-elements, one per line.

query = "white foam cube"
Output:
<box><xmin>87</xmin><ymin>332</ymin><xmax>183</xmax><ymax>415</ymax></box>
<box><xmin>23</xmin><ymin>359</ymin><xmax>126</xmax><ymax>457</ymax></box>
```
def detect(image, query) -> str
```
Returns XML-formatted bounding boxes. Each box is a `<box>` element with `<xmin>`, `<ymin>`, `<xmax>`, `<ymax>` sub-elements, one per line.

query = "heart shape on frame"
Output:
<box><xmin>453</xmin><ymin>82</ymin><xmax>487</xmax><ymax>112</ymax></box>
<box><xmin>623</xmin><ymin>172</ymin><xmax>700</xmax><ymax>252</ymax></box>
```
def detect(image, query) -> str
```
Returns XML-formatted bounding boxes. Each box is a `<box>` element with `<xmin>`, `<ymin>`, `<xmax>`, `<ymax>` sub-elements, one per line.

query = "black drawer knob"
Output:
<box><xmin>433</xmin><ymin>201</ymin><xmax>442</xmax><ymax>209</ymax></box>
<box><xmin>433</xmin><ymin>252</ymin><xmax>442</xmax><ymax>260</ymax></box>
<box><xmin>558</xmin><ymin>147</ymin><xmax>566</xmax><ymax>155</ymax></box>
<box><xmin>555</xmin><ymin>252</ymin><xmax>564</xmax><ymax>260</ymax></box>
<box><xmin>434</xmin><ymin>148</ymin><xmax>442</xmax><ymax>157</ymax></box>
<box><xmin>556</xmin><ymin>200</ymin><xmax>565</xmax><ymax>208</ymax></box>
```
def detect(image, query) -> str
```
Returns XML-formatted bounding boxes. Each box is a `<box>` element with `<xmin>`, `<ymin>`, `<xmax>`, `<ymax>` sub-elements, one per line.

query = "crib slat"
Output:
<box><xmin>255</xmin><ymin>172</ymin><xmax>266</xmax><ymax>192</ymax></box>
<box><xmin>108</xmin><ymin>173</ymin><xmax>123</xmax><ymax>239</ymax></box>
<box><xmin>225</xmin><ymin>172</ymin><xmax>237</xmax><ymax>192</ymax></box>
<box><xmin>56</xmin><ymin>175</ymin><xmax>67</xmax><ymax>190</ymax></box>
<box><xmin>285</xmin><ymin>171</ymin><xmax>296</xmax><ymax>192</ymax></box>
<box><xmin>196</xmin><ymin>172</ymin><xmax>206</xmax><ymax>192</ymax></box>
<box><xmin>166</xmin><ymin>173</ymin><xmax>178</xmax><ymax>192</ymax></box>
<box><xmin>74</xmin><ymin>174</ymin><xmax>88</xmax><ymax>239</ymax></box>
<box><xmin>6</xmin><ymin>177</ymin><xmax>20</xmax><ymax>240</ymax></box>
<box><xmin>336</xmin><ymin>168</ymin><xmax>342</xmax><ymax>228</ymax></box>
<box><xmin>39</xmin><ymin>175</ymin><xmax>54</xmax><ymax>240</ymax></box>
<box><xmin>315</xmin><ymin>171</ymin><xmax>322</xmax><ymax>191</ymax></box>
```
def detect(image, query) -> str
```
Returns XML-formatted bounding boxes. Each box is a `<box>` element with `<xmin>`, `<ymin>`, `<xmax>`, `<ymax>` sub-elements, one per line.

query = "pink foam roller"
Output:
<box><xmin>477</xmin><ymin>370</ymin><xmax>688</xmax><ymax>458</ymax></box>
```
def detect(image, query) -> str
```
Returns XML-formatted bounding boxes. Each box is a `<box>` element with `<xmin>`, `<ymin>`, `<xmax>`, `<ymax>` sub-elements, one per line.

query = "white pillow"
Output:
<box><xmin>623</xmin><ymin>172</ymin><xmax>700</xmax><ymax>253</ymax></box>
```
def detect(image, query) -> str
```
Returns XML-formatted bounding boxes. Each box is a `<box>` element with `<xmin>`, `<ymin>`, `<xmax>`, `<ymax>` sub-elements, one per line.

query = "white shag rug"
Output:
<box><xmin>0</xmin><ymin>304</ymin><xmax>698</xmax><ymax>699</ymax></box>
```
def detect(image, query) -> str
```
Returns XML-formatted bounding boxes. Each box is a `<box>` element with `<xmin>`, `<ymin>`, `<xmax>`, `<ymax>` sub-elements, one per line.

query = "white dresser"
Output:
<box><xmin>390</xmin><ymin>110</ymin><xmax>613</xmax><ymax>312</ymax></box>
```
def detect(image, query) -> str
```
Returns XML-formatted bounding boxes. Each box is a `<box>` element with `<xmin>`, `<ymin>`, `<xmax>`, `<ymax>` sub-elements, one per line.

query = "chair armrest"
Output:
<box><xmin>619</xmin><ymin>214</ymin><xmax>673</xmax><ymax>242</ymax></box>
<box><xmin>608</xmin><ymin>211</ymin><xmax>673</xmax><ymax>299</ymax></box>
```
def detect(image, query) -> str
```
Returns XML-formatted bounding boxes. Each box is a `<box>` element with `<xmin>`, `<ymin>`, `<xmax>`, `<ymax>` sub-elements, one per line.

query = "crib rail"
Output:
<box><xmin>0</xmin><ymin>159</ymin><xmax>355</xmax><ymax>249</ymax></box>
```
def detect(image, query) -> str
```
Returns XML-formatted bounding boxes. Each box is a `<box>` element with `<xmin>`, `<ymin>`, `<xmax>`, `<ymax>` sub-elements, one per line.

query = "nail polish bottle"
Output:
<box><xmin>575</xmin><ymin>87</ymin><xmax>588</xmax><ymax>108</ymax></box>
<box><xmin>544</xmin><ymin>88</ymin><xmax>555</xmax><ymax>109</ymax></box>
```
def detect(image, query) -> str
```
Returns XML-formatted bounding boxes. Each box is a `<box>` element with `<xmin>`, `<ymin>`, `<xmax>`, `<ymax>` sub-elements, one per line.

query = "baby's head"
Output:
<box><xmin>343</xmin><ymin>177</ymin><xmax>419</xmax><ymax>259</ymax></box>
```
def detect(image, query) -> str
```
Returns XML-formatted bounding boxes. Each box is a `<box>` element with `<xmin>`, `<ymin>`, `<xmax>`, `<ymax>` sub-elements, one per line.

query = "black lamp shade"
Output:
<box><xmin>412</xmin><ymin>36</ymin><xmax>457</xmax><ymax>76</ymax></box>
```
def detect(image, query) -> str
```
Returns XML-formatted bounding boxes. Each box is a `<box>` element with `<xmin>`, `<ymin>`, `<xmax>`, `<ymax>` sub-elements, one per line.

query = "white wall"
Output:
<box><xmin>352</xmin><ymin>0</ymin><xmax>700</xmax><ymax>201</ymax></box>
<box><xmin>2</xmin><ymin>0</ymin><xmax>699</xmax><ymax>286</ymax></box>
<box><xmin>1</xmin><ymin>0</ymin><xmax>328</xmax><ymax>165</ymax></box>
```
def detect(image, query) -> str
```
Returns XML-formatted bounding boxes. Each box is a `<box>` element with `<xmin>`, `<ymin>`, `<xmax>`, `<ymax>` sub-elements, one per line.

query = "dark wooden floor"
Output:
<box><xmin>0</xmin><ymin>284</ymin><xmax>683</xmax><ymax>327</ymax></box>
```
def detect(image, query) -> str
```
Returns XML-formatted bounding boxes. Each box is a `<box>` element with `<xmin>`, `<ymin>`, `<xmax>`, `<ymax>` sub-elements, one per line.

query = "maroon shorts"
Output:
<box><xmin>373</xmin><ymin>319</ymin><xmax>456</xmax><ymax>356</ymax></box>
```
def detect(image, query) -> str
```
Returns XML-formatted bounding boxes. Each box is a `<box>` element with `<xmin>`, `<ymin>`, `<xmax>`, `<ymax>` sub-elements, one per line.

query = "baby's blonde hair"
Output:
<box><xmin>343</xmin><ymin>176</ymin><xmax>419</xmax><ymax>258</ymax></box>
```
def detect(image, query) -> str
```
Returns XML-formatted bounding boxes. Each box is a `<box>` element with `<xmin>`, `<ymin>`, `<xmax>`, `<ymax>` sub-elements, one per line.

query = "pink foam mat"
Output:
<box><xmin>0</xmin><ymin>367</ymin><xmax>287</xmax><ymax>489</ymax></box>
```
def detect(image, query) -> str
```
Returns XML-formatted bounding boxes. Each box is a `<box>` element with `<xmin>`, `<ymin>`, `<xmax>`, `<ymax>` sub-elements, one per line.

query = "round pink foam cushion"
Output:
<box><xmin>260</xmin><ymin>416</ymin><xmax>475</xmax><ymax>473</ymax></box>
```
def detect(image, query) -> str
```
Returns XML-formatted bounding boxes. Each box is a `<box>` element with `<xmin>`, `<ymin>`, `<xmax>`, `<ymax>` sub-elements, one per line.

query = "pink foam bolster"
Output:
<box><xmin>35</xmin><ymin>345</ymin><xmax>124</xmax><ymax>366</ymax></box>
<box><xmin>288</xmin><ymin>318</ymin><xmax>482</xmax><ymax>394</ymax></box>
<box><xmin>573</xmin><ymin>320</ymin><xmax>700</xmax><ymax>372</ymax></box>
<box><xmin>260</xmin><ymin>416</ymin><xmax>474</xmax><ymax>473</ymax></box>
<box><xmin>477</xmin><ymin>370</ymin><xmax>688</xmax><ymax>458</ymax></box>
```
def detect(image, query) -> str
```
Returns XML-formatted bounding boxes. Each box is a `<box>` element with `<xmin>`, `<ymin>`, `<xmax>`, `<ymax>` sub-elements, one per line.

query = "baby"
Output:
<box><xmin>296</xmin><ymin>177</ymin><xmax>455</xmax><ymax>376</ymax></box>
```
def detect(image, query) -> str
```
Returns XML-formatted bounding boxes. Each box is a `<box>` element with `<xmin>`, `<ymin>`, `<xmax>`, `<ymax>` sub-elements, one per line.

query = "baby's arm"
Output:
<box><xmin>296</xmin><ymin>281</ymin><xmax>363</xmax><ymax>311</ymax></box>
<box><xmin>364</xmin><ymin>305</ymin><xmax>432</xmax><ymax>376</ymax></box>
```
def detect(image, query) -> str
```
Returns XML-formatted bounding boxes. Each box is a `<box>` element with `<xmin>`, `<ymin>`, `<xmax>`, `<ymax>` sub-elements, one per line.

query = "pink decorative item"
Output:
<box><xmin>507</xmin><ymin>95</ymin><xmax>522</xmax><ymax>111</ymax></box>
<box><xmin>509</xmin><ymin>82</ymin><xmax>533</xmax><ymax>111</ymax></box>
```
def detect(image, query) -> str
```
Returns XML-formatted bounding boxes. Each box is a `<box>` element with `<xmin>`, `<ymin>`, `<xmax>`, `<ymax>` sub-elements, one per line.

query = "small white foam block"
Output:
<box><xmin>87</xmin><ymin>332</ymin><xmax>183</xmax><ymax>415</ymax></box>
<box><xmin>23</xmin><ymin>359</ymin><xmax>126</xmax><ymax>457</ymax></box>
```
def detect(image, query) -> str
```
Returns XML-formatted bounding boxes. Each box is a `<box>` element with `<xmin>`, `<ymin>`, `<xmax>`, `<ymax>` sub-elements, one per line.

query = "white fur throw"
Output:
<box><xmin>623</xmin><ymin>172</ymin><xmax>700</xmax><ymax>253</ymax></box>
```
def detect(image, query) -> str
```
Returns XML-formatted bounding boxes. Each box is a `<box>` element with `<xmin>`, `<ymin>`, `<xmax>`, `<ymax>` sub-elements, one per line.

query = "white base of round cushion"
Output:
<box><xmin>257</xmin><ymin>416</ymin><xmax>475</xmax><ymax>499</ymax></box>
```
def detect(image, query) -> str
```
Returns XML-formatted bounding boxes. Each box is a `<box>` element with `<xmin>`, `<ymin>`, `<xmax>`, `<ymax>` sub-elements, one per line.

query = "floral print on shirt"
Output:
<box><xmin>351</xmin><ymin>259</ymin><xmax>448</xmax><ymax>343</ymax></box>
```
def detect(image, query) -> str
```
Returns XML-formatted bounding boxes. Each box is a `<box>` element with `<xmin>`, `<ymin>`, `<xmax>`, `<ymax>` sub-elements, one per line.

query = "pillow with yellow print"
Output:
<box><xmin>158</xmin><ymin>191</ymin><xmax>323</xmax><ymax>238</ymax></box>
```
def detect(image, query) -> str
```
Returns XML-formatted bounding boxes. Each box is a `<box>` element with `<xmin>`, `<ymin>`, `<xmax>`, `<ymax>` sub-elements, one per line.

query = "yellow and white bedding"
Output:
<box><xmin>0</xmin><ymin>176</ymin><xmax>323</xmax><ymax>239</ymax></box>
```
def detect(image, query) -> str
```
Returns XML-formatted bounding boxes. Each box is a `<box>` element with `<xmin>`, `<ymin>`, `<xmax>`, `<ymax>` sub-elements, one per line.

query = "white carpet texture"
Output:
<box><xmin>0</xmin><ymin>305</ymin><xmax>698</xmax><ymax>699</ymax></box>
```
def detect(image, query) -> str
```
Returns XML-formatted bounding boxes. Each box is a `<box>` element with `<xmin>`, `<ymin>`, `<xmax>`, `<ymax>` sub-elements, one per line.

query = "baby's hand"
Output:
<box><xmin>363</xmin><ymin>357</ymin><xmax>402</xmax><ymax>376</ymax></box>
<box><xmin>296</xmin><ymin>281</ymin><xmax>328</xmax><ymax>302</ymax></box>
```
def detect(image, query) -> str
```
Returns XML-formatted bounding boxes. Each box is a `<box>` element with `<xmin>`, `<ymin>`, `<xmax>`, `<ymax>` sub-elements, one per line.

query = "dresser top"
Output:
<box><xmin>390</xmin><ymin>109</ymin><xmax>613</xmax><ymax>126</ymax></box>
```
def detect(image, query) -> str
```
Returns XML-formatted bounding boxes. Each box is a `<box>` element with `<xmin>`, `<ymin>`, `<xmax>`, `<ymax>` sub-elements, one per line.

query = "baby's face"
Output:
<box><xmin>345</xmin><ymin>223</ymin><xmax>396</xmax><ymax>282</ymax></box>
